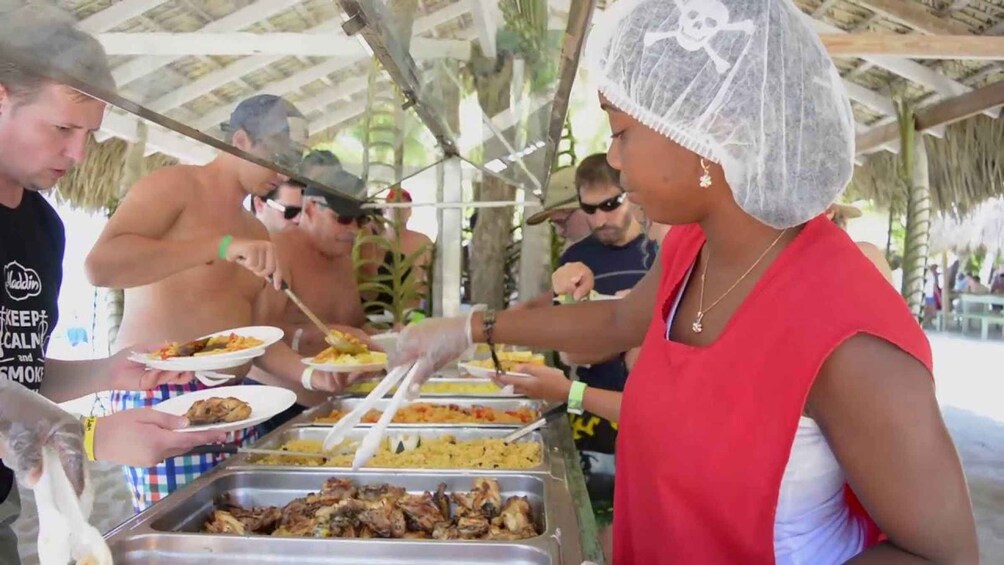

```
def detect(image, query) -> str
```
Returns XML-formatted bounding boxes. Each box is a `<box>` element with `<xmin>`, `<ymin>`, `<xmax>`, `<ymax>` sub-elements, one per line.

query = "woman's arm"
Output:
<box><xmin>496</xmin><ymin>365</ymin><xmax>623</xmax><ymax>423</ymax></box>
<box><xmin>472</xmin><ymin>260</ymin><xmax>661</xmax><ymax>357</ymax></box>
<box><xmin>809</xmin><ymin>335</ymin><xmax>978</xmax><ymax>564</ymax></box>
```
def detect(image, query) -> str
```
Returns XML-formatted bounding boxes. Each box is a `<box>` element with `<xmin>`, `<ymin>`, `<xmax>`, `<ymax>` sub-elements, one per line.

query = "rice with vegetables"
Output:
<box><xmin>254</xmin><ymin>436</ymin><xmax>541</xmax><ymax>470</ymax></box>
<box><xmin>315</xmin><ymin>403</ymin><xmax>538</xmax><ymax>425</ymax></box>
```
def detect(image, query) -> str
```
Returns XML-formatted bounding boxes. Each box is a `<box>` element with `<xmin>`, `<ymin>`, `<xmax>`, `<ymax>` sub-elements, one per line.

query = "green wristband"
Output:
<box><xmin>218</xmin><ymin>234</ymin><xmax>234</xmax><ymax>260</ymax></box>
<box><xmin>567</xmin><ymin>380</ymin><xmax>587</xmax><ymax>415</ymax></box>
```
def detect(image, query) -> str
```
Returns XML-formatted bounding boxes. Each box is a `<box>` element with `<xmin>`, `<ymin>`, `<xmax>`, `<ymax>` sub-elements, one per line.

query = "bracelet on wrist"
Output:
<box><xmin>218</xmin><ymin>234</ymin><xmax>234</xmax><ymax>260</ymax></box>
<box><xmin>301</xmin><ymin>367</ymin><xmax>315</xmax><ymax>391</ymax></box>
<box><xmin>82</xmin><ymin>416</ymin><xmax>98</xmax><ymax>462</ymax></box>
<box><xmin>567</xmin><ymin>381</ymin><xmax>587</xmax><ymax>415</ymax></box>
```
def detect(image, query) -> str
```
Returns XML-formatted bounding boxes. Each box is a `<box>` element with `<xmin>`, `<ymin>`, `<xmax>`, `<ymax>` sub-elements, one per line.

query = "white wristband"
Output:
<box><xmin>301</xmin><ymin>367</ymin><xmax>315</xmax><ymax>391</ymax></box>
<box><xmin>291</xmin><ymin>328</ymin><xmax>304</xmax><ymax>353</ymax></box>
<box><xmin>464</xmin><ymin>305</ymin><xmax>485</xmax><ymax>348</ymax></box>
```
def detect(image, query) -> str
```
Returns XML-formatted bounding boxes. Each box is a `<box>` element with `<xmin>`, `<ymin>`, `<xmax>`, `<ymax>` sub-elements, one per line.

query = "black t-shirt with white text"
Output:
<box><xmin>0</xmin><ymin>191</ymin><xmax>64</xmax><ymax>503</ymax></box>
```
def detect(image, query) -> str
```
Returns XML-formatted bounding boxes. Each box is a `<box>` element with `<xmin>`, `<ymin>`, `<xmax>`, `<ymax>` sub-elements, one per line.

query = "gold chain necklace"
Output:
<box><xmin>692</xmin><ymin>229</ymin><xmax>790</xmax><ymax>334</ymax></box>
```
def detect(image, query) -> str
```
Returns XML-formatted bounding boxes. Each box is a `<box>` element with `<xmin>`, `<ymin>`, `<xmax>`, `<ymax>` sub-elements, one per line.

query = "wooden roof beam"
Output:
<box><xmin>854</xmin><ymin>0</ymin><xmax>971</xmax><ymax>35</ymax></box>
<box><xmin>807</xmin><ymin>16</ymin><xmax>997</xmax><ymax>118</ymax></box>
<box><xmin>111</xmin><ymin>0</ymin><xmax>302</xmax><ymax>87</ymax></box>
<box><xmin>821</xmin><ymin>33</ymin><xmax>1004</xmax><ymax>60</ymax></box>
<box><xmin>191</xmin><ymin>1</ymin><xmax>474</xmax><ymax>131</ymax></box>
<box><xmin>98</xmin><ymin>32</ymin><xmax>472</xmax><ymax>59</ymax></box>
<box><xmin>855</xmin><ymin>80</ymin><xmax>1004</xmax><ymax>154</ymax></box>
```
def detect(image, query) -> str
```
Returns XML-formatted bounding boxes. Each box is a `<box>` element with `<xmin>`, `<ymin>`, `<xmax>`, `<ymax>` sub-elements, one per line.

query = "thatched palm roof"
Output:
<box><xmin>56</xmin><ymin>137</ymin><xmax>177</xmax><ymax>213</ymax></box>
<box><xmin>929</xmin><ymin>197</ymin><xmax>1004</xmax><ymax>253</ymax></box>
<box><xmin>41</xmin><ymin>0</ymin><xmax>1004</xmax><ymax>212</ymax></box>
<box><xmin>849</xmin><ymin>115</ymin><xmax>1004</xmax><ymax>216</ymax></box>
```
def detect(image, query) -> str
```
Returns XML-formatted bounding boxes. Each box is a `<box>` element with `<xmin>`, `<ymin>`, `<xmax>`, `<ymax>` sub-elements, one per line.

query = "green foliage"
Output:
<box><xmin>353</xmin><ymin>216</ymin><xmax>434</xmax><ymax>329</ymax></box>
<box><xmin>498</xmin><ymin>0</ymin><xmax>559</xmax><ymax>94</ymax></box>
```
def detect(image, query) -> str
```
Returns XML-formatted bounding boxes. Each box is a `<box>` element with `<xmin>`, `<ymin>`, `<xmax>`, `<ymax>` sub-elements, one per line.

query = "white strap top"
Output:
<box><xmin>665</xmin><ymin>264</ymin><xmax>867</xmax><ymax>563</ymax></box>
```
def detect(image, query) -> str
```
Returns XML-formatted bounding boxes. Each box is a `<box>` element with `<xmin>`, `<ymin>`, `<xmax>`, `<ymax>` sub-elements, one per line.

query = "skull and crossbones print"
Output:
<box><xmin>643</xmin><ymin>0</ymin><xmax>754</xmax><ymax>74</ymax></box>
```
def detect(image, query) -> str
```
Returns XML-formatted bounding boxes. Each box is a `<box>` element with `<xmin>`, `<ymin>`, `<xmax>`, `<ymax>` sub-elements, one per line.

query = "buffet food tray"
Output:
<box><xmin>345</xmin><ymin>377</ymin><xmax>522</xmax><ymax>397</ymax></box>
<box><xmin>228</xmin><ymin>425</ymin><xmax>551</xmax><ymax>473</ymax></box>
<box><xmin>104</xmin><ymin>468</ymin><xmax>583</xmax><ymax>564</ymax></box>
<box><xmin>298</xmin><ymin>397</ymin><xmax>546</xmax><ymax>428</ymax></box>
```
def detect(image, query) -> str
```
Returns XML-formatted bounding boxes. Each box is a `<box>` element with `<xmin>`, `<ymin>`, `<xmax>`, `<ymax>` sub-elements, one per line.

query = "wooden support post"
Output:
<box><xmin>896</xmin><ymin>101</ymin><xmax>933</xmax><ymax>322</ymax></box>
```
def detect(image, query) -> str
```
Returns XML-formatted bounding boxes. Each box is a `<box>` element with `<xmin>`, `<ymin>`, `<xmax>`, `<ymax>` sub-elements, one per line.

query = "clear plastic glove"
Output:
<box><xmin>0</xmin><ymin>381</ymin><xmax>86</xmax><ymax>496</ymax></box>
<box><xmin>552</xmin><ymin>262</ymin><xmax>595</xmax><ymax>301</ymax></box>
<box><xmin>389</xmin><ymin>310</ymin><xmax>476</xmax><ymax>391</ymax></box>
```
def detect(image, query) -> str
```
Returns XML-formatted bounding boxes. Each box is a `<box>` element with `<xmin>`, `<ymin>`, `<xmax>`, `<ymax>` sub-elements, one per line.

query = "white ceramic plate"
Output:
<box><xmin>153</xmin><ymin>385</ymin><xmax>296</xmax><ymax>433</ymax></box>
<box><xmin>129</xmin><ymin>348</ymin><xmax>261</xmax><ymax>372</ymax></box>
<box><xmin>457</xmin><ymin>362</ymin><xmax>533</xmax><ymax>380</ymax></box>
<box><xmin>130</xmin><ymin>326</ymin><xmax>284</xmax><ymax>371</ymax></box>
<box><xmin>302</xmin><ymin>358</ymin><xmax>387</xmax><ymax>373</ymax></box>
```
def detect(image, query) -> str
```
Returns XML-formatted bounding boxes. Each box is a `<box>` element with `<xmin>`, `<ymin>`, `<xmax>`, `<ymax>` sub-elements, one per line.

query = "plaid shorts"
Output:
<box><xmin>111</xmin><ymin>382</ymin><xmax>260</xmax><ymax>513</ymax></box>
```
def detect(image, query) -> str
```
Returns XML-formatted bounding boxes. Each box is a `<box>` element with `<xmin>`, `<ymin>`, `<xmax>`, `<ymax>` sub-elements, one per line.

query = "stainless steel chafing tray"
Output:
<box><xmin>104</xmin><ymin>468</ymin><xmax>584</xmax><ymax>564</ymax></box>
<box><xmin>343</xmin><ymin>377</ymin><xmax>522</xmax><ymax>397</ymax></box>
<box><xmin>230</xmin><ymin>425</ymin><xmax>550</xmax><ymax>472</ymax></box>
<box><xmin>106</xmin><ymin>535</ymin><xmax>557</xmax><ymax>564</ymax></box>
<box><xmin>300</xmin><ymin>397</ymin><xmax>547</xmax><ymax>428</ymax></box>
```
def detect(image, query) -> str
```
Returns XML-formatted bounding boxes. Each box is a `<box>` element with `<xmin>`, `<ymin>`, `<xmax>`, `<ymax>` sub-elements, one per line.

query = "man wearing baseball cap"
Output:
<box><xmin>511</xmin><ymin>167</ymin><xmax>592</xmax><ymax>310</ymax></box>
<box><xmin>86</xmin><ymin>94</ymin><xmax>347</xmax><ymax>511</ymax></box>
<box><xmin>525</xmin><ymin>167</ymin><xmax>591</xmax><ymax>249</ymax></box>
<box><xmin>247</xmin><ymin>168</ymin><xmax>377</xmax><ymax>432</ymax></box>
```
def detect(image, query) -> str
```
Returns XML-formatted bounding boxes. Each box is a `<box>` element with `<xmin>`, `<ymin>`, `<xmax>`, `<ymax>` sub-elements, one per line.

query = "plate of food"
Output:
<box><xmin>302</xmin><ymin>330</ymin><xmax>388</xmax><ymax>372</ymax></box>
<box><xmin>130</xmin><ymin>326</ymin><xmax>283</xmax><ymax>371</ymax></box>
<box><xmin>153</xmin><ymin>385</ymin><xmax>296</xmax><ymax>433</ymax></box>
<box><xmin>458</xmin><ymin>350</ymin><xmax>547</xmax><ymax>379</ymax></box>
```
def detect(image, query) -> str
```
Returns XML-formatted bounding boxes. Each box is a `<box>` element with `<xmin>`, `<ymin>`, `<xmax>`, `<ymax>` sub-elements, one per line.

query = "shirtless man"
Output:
<box><xmin>85</xmin><ymin>94</ymin><xmax>345</xmax><ymax>511</ymax></box>
<box><xmin>360</xmin><ymin>187</ymin><xmax>433</xmax><ymax>322</ymax></box>
<box><xmin>252</xmin><ymin>183</ymin><xmax>302</xmax><ymax>232</ymax></box>
<box><xmin>247</xmin><ymin>172</ymin><xmax>374</xmax><ymax>429</ymax></box>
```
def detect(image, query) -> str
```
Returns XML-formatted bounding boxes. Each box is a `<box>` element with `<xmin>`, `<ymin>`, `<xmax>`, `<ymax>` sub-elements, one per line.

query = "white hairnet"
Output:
<box><xmin>584</xmin><ymin>0</ymin><xmax>855</xmax><ymax>229</ymax></box>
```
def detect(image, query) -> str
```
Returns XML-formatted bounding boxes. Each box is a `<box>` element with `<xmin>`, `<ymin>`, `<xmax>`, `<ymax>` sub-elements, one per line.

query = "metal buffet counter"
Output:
<box><xmin>103</xmin><ymin>392</ymin><xmax>603</xmax><ymax>564</ymax></box>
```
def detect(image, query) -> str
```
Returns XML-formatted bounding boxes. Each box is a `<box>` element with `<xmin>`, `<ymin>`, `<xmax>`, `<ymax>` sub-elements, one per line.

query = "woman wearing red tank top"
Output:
<box><xmin>392</xmin><ymin>1</ymin><xmax>978</xmax><ymax>563</ymax></box>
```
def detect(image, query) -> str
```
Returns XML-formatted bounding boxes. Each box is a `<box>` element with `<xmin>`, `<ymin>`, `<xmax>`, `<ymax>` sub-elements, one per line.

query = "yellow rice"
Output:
<box><xmin>254</xmin><ymin>436</ymin><xmax>541</xmax><ymax>470</ymax></box>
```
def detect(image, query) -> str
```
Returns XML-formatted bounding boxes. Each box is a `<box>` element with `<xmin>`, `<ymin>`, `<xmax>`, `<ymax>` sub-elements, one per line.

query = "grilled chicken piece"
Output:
<box><xmin>499</xmin><ymin>496</ymin><xmax>533</xmax><ymax>534</ymax></box>
<box><xmin>358</xmin><ymin>498</ymin><xmax>407</xmax><ymax>538</ymax></box>
<box><xmin>272</xmin><ymin>515</ymin><xmax>318</xmax><ymax>538</ymax></box>
<box><xmin>486</xmin><ymin>524</ymin><xmax>525</xmax><ymax>540</ymax></box>
<box><xmin>185</xmin><ymin>396</ymin><xmax>252</xmax><ymax>425</ymax></box>
<box><xmin>204</xmin><ymin>510</ymin><xmax>248</xmax><ymax>535</ymax></box>
<box><xmin>328</xmin><ymin>498</ymin><xmax>366</xmax><ymax>529</ymax></box>
<box><xmin>396</xmin><ymin>493</ymin><xmax>445</xmax><ymax>533</ymax></box>
<box><xmin>432</xmin><ymin>483</ymin><xmax>450</xmax><ymax>520</ymax></box>
<box><xmin>432</xmin><ymin>522</ymin><xmax>460</xmax><ymax>540</ymax></box>
<box><xmin>175</xmin><ymin>338</ymin><xmax>210</xmax><ymax>357</ymax></box>
<box><xmin>471</xmin><ymin>478</ymin><xmax>502</xmax><ymax>518</ymax></box>
<box><xmin>358</xmin><ymin>483</ymin><xmax>406</xmax><ymax>504</ymax></box>
<box><xmin>402</xmin><ymin>530</ymin><xmax>431</xmax><ymax>539</ymax></box>
<box><xmin>456</xmin><ymin>515</ymin><xmax>490</xmax><ymax>539</ymax></box>
<box><xmin>320</xmin><ymin>478</ymin><xmax>358</xmax><ymax>500</ymax></box>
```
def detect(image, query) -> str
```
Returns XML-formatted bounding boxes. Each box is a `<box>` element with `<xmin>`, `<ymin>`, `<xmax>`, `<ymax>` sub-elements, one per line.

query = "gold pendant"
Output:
<box><xmin>692</xmin><ymin>312</ymin><xmax>704</xmax><ymax>334</ymax></box>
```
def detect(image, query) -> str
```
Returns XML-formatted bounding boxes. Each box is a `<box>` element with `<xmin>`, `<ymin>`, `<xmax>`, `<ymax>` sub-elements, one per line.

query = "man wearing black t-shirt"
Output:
<box><xmin>0</xmin><ymin>6</ymin><xmax>226</xmax><ymax>563</ymax></box>
<box><xmin>555</xmin><ymin>153</ymin><xmax>655</xmax><ymax>526</ymax></box>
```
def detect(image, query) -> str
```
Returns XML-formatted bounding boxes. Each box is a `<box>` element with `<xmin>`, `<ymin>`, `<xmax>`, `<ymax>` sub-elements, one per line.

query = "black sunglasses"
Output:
<box><xmin>336</xmin><ymin>214</ymin><xmax>371</xmax><ymax>227</ymax></box>
<box><xmin>265</xmin><ymin>199</ymin><xmax>302</xmax><ymax>220</ymax></box>
<box><xmin>579</xmin><ymin>192</ymin><xmax>626</xmax><ymax>215</ymax></box>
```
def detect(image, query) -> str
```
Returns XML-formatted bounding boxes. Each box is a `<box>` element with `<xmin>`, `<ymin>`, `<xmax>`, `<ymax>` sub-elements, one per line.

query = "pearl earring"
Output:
<box><xmin>699</xmin><ymin>159</ymin><xmax>712</xmax><ymax>188</ymax></box>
